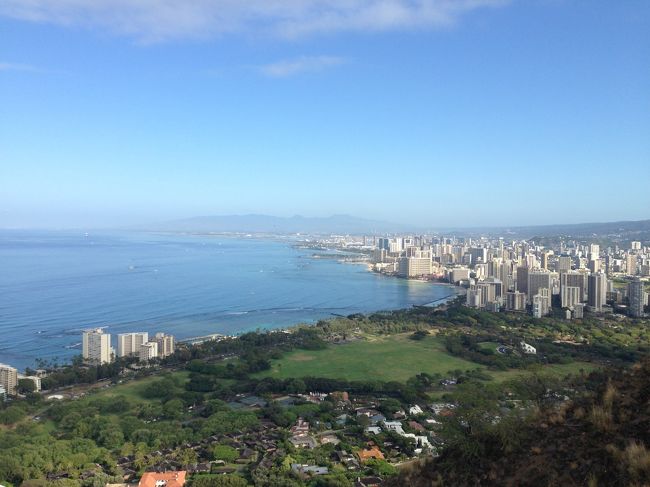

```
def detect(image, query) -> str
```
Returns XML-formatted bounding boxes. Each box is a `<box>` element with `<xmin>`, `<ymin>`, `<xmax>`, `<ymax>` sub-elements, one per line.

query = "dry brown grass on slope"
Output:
<box><xmin>387</xmin><ymin>358</ymin><xmax>650</xmax><ymax>487</ymax></box>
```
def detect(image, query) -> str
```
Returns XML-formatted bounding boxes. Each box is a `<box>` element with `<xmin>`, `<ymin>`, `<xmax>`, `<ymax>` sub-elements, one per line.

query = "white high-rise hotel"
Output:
<box><xmin>0</xmin><ymin>363</ymin><xmax>18</xmax><ymax>396</ymax></box>
<box><xmin>155</xmin><ymin>333</ymin><xmax>175</xmax><ymax>358</ymax></box>
<box><xmin>117</xmin><ymin>332</ymin><xmax>149</xmax><ymax>357</ymax></box>
<box><xmin>139</xmin><ymin>341</ymin><xmax>158</xmax><ymax>362</ymax></box>
<box><xmin>82</xmin><ymin>328</ymin><xmax>112</xmax><ymax>364</ymax></box>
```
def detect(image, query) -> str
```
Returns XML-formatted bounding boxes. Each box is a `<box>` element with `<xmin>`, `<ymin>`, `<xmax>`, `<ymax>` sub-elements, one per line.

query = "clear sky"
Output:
<box><xmin>1</xmin><ymin>0</ymin><xmax>649</xmax><ymax>229</ymax></box>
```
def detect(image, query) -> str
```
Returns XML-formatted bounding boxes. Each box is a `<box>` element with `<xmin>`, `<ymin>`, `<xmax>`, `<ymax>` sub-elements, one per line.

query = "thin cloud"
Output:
<box><xmin>260</xmin><ymin>56</ymin><xmax>346</xmax><ymax>77</ymax></box>
<box><xmin>0</xmin><ymin>0</ymin><xmax>511</xmax><ymax>43</ymax></box>
<box><xmin>0</xmin><ymin>62</ymin><xmax>40</xmax><ymax>72</ymax></box>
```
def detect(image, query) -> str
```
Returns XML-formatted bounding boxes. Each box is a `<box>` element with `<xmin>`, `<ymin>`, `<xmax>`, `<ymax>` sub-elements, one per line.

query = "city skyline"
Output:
<box><xmin>1</xmin><ymin>1</ymin><xmax>649</xmax><ymax>228</ymax></box>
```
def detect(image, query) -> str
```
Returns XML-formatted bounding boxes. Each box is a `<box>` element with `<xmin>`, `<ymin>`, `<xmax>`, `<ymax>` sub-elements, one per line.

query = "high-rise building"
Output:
<box><xmin>631</xmin><ymin>241</ymin><xmax>641</xmax><ymax>251</ymax></box>
<box><xmin>587</xmin><ymin>273</ymin><xmax>607</xmax><ymax>312</ymax></box>
<box><xmin>487</xmin><ymin>258</ymin><xmax>501</xmax><ymax>279</ymax></box>
<box><xmin>117</xmin><ymin>332</ymin><xmax>149</xmax><ymax>358</ymax></box>
<box><xmin>541</xmin><ymin>252</ymin><xmax>549</xmax><ymax>270</ymax></box>
<box><xmin>449</xmin><ymin>267</ymin><xmax>470</xmax><ymax>284</ymax></box>
<box><xmin>561</xmin><ymin>270</ymin><xmax>587</xmax><ymax>303</ymax></box>
<box><xmin>573</xmin><ymin>303</ymin><xmax>585</xmax><ymax>319</ymax></box>
<box><xmin>0</xmin><ymin>363</ymin><xmax>18</xmax><ymax>396</ymax></box>
<box><xmin>561</xmin><ymin>286</ymin><xmax>581</xmax><ymax>309</ymax></box>
<box><xmin>469</xmin><ymin>247</ymin><xmax>487</xmax><ymax>264</ymax></box>
<box><xmin>627</xmin><ymin>254</ymin><xmax>638</xmax><ymax>276</ymax></box>
<box><xmin>472</xmin><ymin>278</ymin><xmax>503</xmax><ymax>309</ymax></box>
<box><xmin>532</xmin><ymin>288</ymin><xmax>551</xmax><ymax>318</ymax></box>
<box><xmin>377</xmin><ymin>238</ymin><xmax>390</xmax><ymax>252</ymax></box>
<box><xmin>154</xmin><ymin>333</ymin><xmax>175</xmax><ymax>358</ymax></box>
<box><xmin>466</xmin><ymin>286</ymin><xmax>482</xmax><ymax>308</ymax></box>
<box><xmin>506</xmin><ymin>291</ymin><xmax>526</xmax><ymax>311</ymax></box>
<box><xmin>139</xmin><ymin>342</ymin><xmax>159</xmax><ymax>362</ymax></box>
<box><xmin>557</xmin><ymin>255</ymin><xmax>572</xmax><ymax>274</ymax></box>
<box><xmin>528</xmin><ymin>270</ymin><xmax>552</xmax><ymax>304</ymax></box>
<box><xmin>389</xmin><ymin>240</ymin><xmax>403</xmax><ymax>253</ymax></box>
<box><xmin>516</xmin><ymin>266</ymin><xmax>529</xmax><ymax>295</ymax></box>
<box><xmin>82</xmin><ymin>328</ymin><xmax>112</xmax><ymax>364</ymax></box>
<box><xmin>588</xmin><ymin>259</ymin><xmax>601</xmax><ymax>274</ymax></box>
<box><xmin>397</xmin><ymin>249</ymin><xmax>433</xmax><ymax>277</ymax></box>
<box><xmin>628</xmin><ymin>278</ymin><xmax>645</xmax><ymax>318</ymax></box>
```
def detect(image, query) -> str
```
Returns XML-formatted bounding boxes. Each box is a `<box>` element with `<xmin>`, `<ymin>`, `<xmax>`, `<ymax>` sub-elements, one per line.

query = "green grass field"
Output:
<box><xmin>256</xmin><ymin>334</ymin><xmax>597</xmax><ymax>383</ymax></box>
<box><xmin>257</xmin><ymin>335</ymin><xmax>477</xmax><ymax>382</ymax></box>
<box><xmin>488</xmin><ymin>362</ymin><xmax>598</xmax><ymax>383</ymax></box>
<box><xmin>89</xmin><ymin>370</ymin><xmax>190</xmax><ymax>401</ymax></box>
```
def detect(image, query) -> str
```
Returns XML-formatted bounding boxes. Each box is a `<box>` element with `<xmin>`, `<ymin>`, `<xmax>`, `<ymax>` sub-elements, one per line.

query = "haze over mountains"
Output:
<box><xmin>141</xmin><ymin>214</ymin><xmax>650</xmax><ymax>239</ymax></box>
<box><xmin>143</xmin><ymin>214</ymin><xmax>413</xmax><ymax>235</ymax></box>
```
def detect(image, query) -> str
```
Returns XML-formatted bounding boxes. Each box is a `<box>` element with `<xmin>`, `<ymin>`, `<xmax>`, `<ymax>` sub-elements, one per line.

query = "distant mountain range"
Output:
<box><xmin>140</xmin><ymin>214</ymin><xmax>650</xmax><ymax>240</ymax></box>
<box><xmin>142</xmin><ymin>214</ymin><xmax>415</xmax><ymax>235</ymax></box>
<box><xmin>457</xmin><ymin>219</ymin><xmax>650</xmax><ymax>240</ymax></box>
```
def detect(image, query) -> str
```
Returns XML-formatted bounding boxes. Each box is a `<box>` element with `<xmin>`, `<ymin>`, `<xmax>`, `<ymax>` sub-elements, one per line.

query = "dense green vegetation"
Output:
<box><xmin>387</xmin><ymin>358</ymin><xmax>650</xmax><ymax>487</ymax></box>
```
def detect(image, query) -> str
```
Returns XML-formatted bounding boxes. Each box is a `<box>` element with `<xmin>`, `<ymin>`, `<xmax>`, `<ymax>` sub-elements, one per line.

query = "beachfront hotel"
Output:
<box><xmin>0</xmin><ymin>363</ymin><xmax>18</xmax><ymax>396</ymax></box>
<box><xmin>117</xmin><ymin>332</ymin><xmax>149</xmax><ymax>358</ymax></box>
<box><xmin>82</xmin><ymin>328</ymin><xmax>113</xmax><ymax>364</ymax></box>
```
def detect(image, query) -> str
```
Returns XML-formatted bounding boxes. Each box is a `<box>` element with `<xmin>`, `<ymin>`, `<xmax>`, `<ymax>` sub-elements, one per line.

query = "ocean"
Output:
<box><xmin>0</xmin><ymin>231</ymin><xmax>457</xmax><ymax>370</ymax></box>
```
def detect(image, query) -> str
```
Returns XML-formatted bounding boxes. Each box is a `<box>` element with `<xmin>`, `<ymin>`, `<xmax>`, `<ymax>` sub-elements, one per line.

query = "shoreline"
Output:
<box><xmin>2</xmin><ymin>233</ymin><xmax>458</xmax><ymax>372</ymax></box>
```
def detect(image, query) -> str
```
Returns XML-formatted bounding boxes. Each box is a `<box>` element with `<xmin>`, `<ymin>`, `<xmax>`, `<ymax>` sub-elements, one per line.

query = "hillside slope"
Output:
<box><xmin>389</xmin><ymin>360</ymin><xmax>650</xmax><ymax>487</ymax></box>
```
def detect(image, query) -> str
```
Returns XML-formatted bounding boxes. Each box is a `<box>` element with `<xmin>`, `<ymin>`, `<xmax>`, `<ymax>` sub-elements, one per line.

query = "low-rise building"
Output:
<box><xmin>520</xmin><ymin>341</ymin><xmax>536</xmax><ymax>354</ymax></box>
<box><xmin>138</xmin><ymin>471</ymin><xmax>186</xmax><ymax>487</ymax></box>
<box><xmin>17</xmin><ymin>373</ymin><xmax>41</xmax><ymax>392</ymax></box>
<box><xmin>356</xmin><ymin>445</ymin><xmax>384</xmax><ymax>463</ymax></box>
<box><xmin>382</xmin><ymin>420</ymin><xmax>405</xmax><ymax>435</ymax></box>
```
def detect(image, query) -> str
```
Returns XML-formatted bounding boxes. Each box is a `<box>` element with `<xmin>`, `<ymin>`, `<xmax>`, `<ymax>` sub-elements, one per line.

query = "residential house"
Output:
<box><xmin>368</xmin><ymin>413</ymin><xmax>386</xmax><ymax>425</ymax></box>
<box><xmin>408</xmin><ymin>405</ymin><xmax>423</xmax><ymax>415</ymax></box>
<box><xmin>319</xmin><ymin>433</ymin><xmax>340</xmax><ymax>445</ymax></box>
<box><xmin>356</xmin><ymin>445</ymin><xmax>385</xmax><ymax>463</ymax></box>
<box><xmin>138</xmin><ymin>471</ymin><xmax>186</xmax><ymax>487</ymax></box>
<box><xmin>291</xmin><ymin>418</ymin><xmax>310</xmax><ymax>435</ymax></box>
<box><xmin>290</xmin><ymin>435</ymin><xmax>317</xmax><ymax>449</ymax></box>
<box><xmin>382</xmin><ymin>421</ymin><xmax>405</xmax><ymax>435</ymax></box>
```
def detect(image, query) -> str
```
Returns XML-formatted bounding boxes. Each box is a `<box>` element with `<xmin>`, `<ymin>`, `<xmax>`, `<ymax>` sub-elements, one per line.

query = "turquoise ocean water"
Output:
<box><xmin>0</xmin><ymin>231</ymin><xmax>457</xmax><ymax>370</ymax></box>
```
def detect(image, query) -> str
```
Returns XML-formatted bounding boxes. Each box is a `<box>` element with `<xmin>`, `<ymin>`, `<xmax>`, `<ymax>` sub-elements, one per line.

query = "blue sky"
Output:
<box><xmin>1</xmin><ymin>0</ymin><xmax>649</xmax><ymax>229</ymax></box>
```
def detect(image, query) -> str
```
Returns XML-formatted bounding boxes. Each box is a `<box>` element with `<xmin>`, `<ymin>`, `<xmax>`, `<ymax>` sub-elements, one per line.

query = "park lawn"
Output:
<box><xmin>90</xmin><ymin>370</ymin><xmax>190</xmax><ymax>402</ymax></box>
<box><xmin>256</xmin><ymin>334</ymin><xmax>598</xmax><ymax>384</ymax></box>
<box><xmin>489</xmin><ymin>361</ymin><xmax>599</xmax><ymax>383</ymax></box>
<box><xmin>256</xmin><ymin>334</ymin><xmax>486</xmax><ymax>382</ymax></box>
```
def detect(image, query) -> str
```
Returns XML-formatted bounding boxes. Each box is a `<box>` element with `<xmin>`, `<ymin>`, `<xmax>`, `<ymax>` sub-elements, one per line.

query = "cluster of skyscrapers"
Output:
<box><xmin>82</xmin><ymin>328</ymin><xmax>175</xmax><ymax>364</ymax></box>
<box><xmin>370</xmin><ymin>236</ymin><xmax>648</xmax><ymax>319</ymax></box>
<box><xmin>0</xmin><ymin>329</ymin><xmax>176</xmax><ymax>398</ymax></box>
